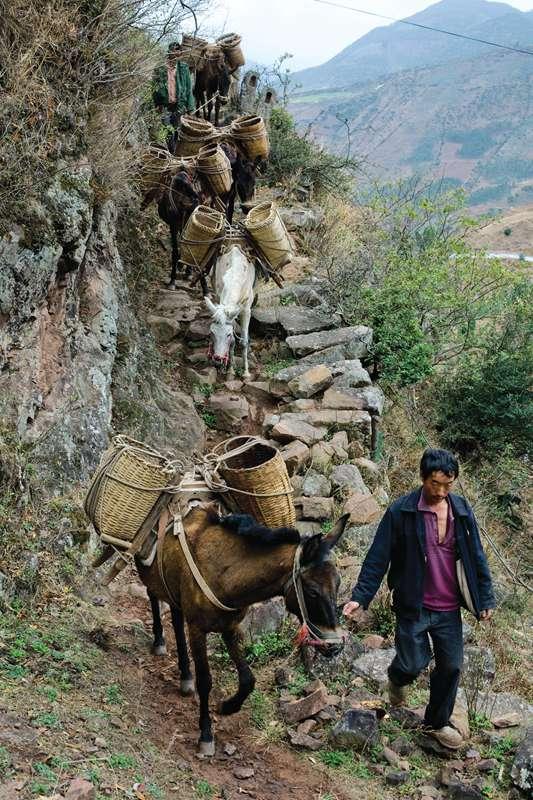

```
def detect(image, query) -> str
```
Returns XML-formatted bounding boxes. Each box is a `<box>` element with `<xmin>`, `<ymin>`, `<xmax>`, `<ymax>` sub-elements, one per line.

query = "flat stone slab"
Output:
<box><xmin>286</xmin><ymin>326</ymin><xmax>373</xmax><ymax>358</ymax></box>
<box><xmin>352</xmin><ymin>648</ymin><xmax>396</xmax><ymax>687</ymax></box>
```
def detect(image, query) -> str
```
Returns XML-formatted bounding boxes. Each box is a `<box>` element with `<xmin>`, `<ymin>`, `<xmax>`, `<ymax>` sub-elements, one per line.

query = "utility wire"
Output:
<box><xmin>312</xmin><ymin>0</ymin><xmax>533</xmax><ymax>57</ymax></box>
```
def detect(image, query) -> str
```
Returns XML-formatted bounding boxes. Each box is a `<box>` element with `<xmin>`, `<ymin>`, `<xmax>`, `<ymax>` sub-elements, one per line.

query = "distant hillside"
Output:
<box><xmin>294</xmin><ymin>0</ymin><xmax>533</xmax><ymax>91</ymax></box>
<box><xmin>290</xmin><ymin>0</ymin><xmax>533</xmax><ymax>210</ymax></box>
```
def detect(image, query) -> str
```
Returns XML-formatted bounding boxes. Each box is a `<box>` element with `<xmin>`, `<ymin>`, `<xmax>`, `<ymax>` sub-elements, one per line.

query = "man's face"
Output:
<box><xmin>421</xmin><ymin>470</ymin><xmax>455</xmax><ymax>505</ymax></box>
<box><xmin>167</xmin><ymin>48</ymin><xmax>180</xmax><ymax>65</ymax></box>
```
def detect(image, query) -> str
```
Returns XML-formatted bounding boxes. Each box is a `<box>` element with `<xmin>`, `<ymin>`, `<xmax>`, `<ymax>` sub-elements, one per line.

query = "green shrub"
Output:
<box><xmin>436</xmin><ymin>282</ymin><xmax>533</xmax><ymax>459</ymax></box>
<box><xmin>266</xmin><ymin>108</ymin><xmax>358</xmax><ymax>198</ymax></box>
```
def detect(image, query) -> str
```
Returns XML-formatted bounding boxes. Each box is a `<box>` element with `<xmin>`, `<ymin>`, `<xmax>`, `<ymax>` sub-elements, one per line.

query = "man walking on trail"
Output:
<box><xmin>343</xmin><ymin>448</ymin><xmax>495</xmax><ymax>750</ymax></box>
<box><xmin>152</xmin><ymin>41</ymin><xmax>195</xmax><ymax>127</ymax></box>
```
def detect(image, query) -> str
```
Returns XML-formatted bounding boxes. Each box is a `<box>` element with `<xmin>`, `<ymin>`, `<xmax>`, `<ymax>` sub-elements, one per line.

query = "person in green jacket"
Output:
<box><xmin>152</xmin><ymin>41</ymin><xmax>195</xmax><ymax>127</ymax></box>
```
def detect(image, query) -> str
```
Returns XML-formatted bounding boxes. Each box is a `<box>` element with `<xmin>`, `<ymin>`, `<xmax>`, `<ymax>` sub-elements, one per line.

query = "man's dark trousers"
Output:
<box><xmin>388</xmin><ymin>608</ymin><xmax>463</xmax><ymax>729</ymax></box>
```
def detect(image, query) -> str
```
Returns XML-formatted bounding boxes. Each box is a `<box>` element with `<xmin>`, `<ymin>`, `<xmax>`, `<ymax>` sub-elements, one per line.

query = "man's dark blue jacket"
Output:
<box><xmin>351</xmin><ymin>488</ymin><xmax>495</xmax><ymax>620</ymax></box>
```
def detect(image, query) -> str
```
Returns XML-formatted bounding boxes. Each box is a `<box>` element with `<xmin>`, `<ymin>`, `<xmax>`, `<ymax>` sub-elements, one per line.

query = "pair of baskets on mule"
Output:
<box><xmin>179</xmin><ymin>200</ymin><xmax>293</xmax><ymax>274</ymax></box>
<box><xmin>84</xmin><ymin>435</ymin><xmax>296</xmax><ymax>568</ymax></box>
<box><xmin>174</xmin><ymin>114</ymin><xmax>269</xmax><ymax>162</ymax></box>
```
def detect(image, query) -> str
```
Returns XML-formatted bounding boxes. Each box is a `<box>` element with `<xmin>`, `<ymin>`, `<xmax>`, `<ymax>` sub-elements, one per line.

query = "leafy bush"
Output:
<box><xmin>324</xmin><ymin>183</ymin><xmax>519</xmax><ymax>386</ymax></box>
<box><xmin>266</xmin><ymin>107</ymin><xmax>358</xmax><ymax>198</ymax></box>
<box><xmin>436</xmin><ymin>282</ymin><xmax>533</xmax><ymax>459</ymax></box>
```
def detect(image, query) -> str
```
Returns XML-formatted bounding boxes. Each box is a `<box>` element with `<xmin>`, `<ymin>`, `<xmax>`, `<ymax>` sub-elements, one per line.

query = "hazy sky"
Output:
<box><xmin>202</xmin><ymin>0</ymin><xmax>533</xmax><ymax>70</ymax></box>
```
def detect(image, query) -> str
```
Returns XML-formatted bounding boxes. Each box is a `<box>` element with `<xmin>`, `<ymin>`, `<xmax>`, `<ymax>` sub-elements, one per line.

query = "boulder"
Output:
<box><xmin>284</xmin><ymin>398</ymin><xmax>319</xmax><ymax>412</ymax></box>
<box><xmin>302</xmin><ymin>470</ymin><xmax>332</xmax><ymax>498</ymax></box>
<box><xmin>207</xmin><ymin>393</ymin><xmax>249</xmax><ymax>432</ymax></box>
<box><xmin>343</xmin><ymin>493</ymin><xmax>382</xmax><ymax>525</ymax></box>
<box><xmin>242</xmin><ymin>380</ymin><xmax>275</xmax><ymax>404</ymax></box>
<box><xmin>294</xmin><ymin>520</ymin><xmax>323</xmax><ymax>536</ymax></box>
<box><xmin>463</xmin><ymin>645</ymin><xmax>496</xmax><ymax>685</ymax></box>
<box><xmin>329</xmin><ymin>708</ymin><xmax>380</xmax><ymax>751</ymax></box>
<box><xmin>270</xmin><ymin>418</ymin><xmax>327</xmax><ymax>446</ymax></box>
<box><xmin>65</xmin><ymin>779</ymin><xmax>96</xmax><ymax>800</ymax></box>
<box><xmin>279</xmin><ymin>205</ymin><xmax>325</xmax><ymax>230</ymax></box>
<box><xmin>286</xmin><ymin>326</ymin><xmax>373</xmax><ymax>359</ymax></box>
<box><xmin>330</xmin><ymin>362</ymin><xmax>372</xmax><ymax>389</ymax></box>
<box><xmin>287</xmin><ymin>729</ymin><xmax>323</xmax><ymax>750</ymax></box>
<box><xmin>277</xmin><ymin>306</ymin><xmax>340</xmax><ymax>337</ymax></box>
<box><xmin>146</xmin><ymin>314</ymin><xmax>181</xmax><ymax>343</ymax></box>
<box><xmin>287</xmin><ymin>365</ymin><xmax>333</xmax><ymax>399</ymax></box>
<box><xmin>240</xmin><ymin>598</ymin><xmax>287</xmax><ymax>643</ymax></box>
<box><xmin>362</xmin><ymin>634</ymin><xmax>385</xmax><ymax>650</ymax></box>
<box><xmin>280</xmin><ymin>440</ymin><xmax>311</xmax><ymax>475</ymax></box>
<box><xmin>310</xmin><ymin>441</ymin><xmax>335</xmax><ymax>471</ymax></box>
<box><xmin>456</xmin><ymin>690</ymin><xmax>533</xmax><ymax>728</ymax></box>
<box><xmin>352</xmin><ymin>648</ymin><xmax>396</xmax><ymax>687</ymax></box>
<box><xmin>322</xmin><ymin>388</ymin><xmax>366</xmax><ymax>410</ymax></box>
<box><xmin>186</xmin><ymin>317</ymin><xmax>211</xmax><ymax>341</ymax></box>
<box><xmin>353</xmin><ymin>457</ymin><xmax>381</xmax><ymax>489</ymax></box>
<box><xmin>330</xmin><ymin>464</ymin><xmax>369</xmax><ymax>497</ymax></box>
<box><xmin>301</xmin><ymin>496</ymin><xmax>334</xmax><ymax>521</ymax></box>
<box><xmin>281</xmin><ymin>685</ymin><xmax>330</xmax><ymax>724</ymax></box>
<box><xmin>511</xmin><ymin>727</ymin><xmax>532</xmax><ymax>792</ymax></box>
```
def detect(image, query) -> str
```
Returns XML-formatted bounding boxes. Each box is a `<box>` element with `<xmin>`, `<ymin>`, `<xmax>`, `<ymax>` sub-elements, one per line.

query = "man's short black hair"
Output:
<box><xmin>420</xmin><ymin>448</ymin><xmax>459</xmax><ymax>480</ymax></box>
<box><xmin>168</xmin><ymin>41</ymin><xmax>181</xmax><ymax>53</ymax></box>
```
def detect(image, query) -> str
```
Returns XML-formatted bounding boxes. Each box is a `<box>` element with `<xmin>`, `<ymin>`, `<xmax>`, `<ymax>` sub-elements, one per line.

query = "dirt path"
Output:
<box><xmin>107</xmin><ymin>579</ymin><xmax>351</xmax><ymax>800</ymax></box>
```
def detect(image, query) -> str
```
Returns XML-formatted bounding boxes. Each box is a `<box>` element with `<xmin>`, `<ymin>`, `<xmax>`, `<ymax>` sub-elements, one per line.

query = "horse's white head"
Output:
<box><xmin>205</xmin><ymin>296</ymin><xmax>239</xmax><ymax>369</ymax></box>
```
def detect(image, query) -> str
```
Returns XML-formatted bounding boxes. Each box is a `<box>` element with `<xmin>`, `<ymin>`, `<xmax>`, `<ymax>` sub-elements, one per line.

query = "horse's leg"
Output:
<box><xmin>205</xmin><ymin>96</ymin><xmax>213</xmax><ymax>122</ymax></box>
<box><xmin>215</xmin><ymin>96</ymin><xmax>221</xmax><ymax>127</ymax></box>
<box><xmin>225</xmin><ymin>186</ymin><xmax>236</xmax><ymax>224</ymax></box>
<box><xmin>219</xmin><ymin>625</ymin><xmax>255</xmax><ymax>715</ymax></box>
<box><xmin>240</xmin><ymin>304</ymin><xmax>252</xmax><ymax>380</ymax></box>
<box><xmin>168</xmin><ymin>219</ymin><xmax>179</xmax><ymax>290</ymax></box>
<box><xmin>170</xmin><ymin>605</ymin><xmax>194</xmax><ymax>696</ymax></box>
<box><xmin>188</xmin><ymin>624</ymin><xmax>215</xmax><ymax>755</ymax></box>
<box><xmin>148</xmin><ymin>590</ymin><xmax>167</xmax><ymax>656</ymax></box>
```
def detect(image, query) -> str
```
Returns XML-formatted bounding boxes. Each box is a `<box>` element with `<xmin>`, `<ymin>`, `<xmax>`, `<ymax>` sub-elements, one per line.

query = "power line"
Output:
<box><xmin>312</xmin><ymin>0</ymin><xmax>533</xmax><ymax>57</ymax></box>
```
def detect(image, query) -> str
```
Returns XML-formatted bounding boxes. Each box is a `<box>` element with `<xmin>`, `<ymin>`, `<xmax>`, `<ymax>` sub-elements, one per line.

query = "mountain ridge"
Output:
<box><xmin>294</xmin><ymin>0</ymin><xmax>533</xmax><ymax>91</ymax></box>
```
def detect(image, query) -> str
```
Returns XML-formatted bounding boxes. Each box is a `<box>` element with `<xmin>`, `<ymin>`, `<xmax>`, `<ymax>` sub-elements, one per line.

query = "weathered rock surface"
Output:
<box><xmin>330</xmin><ymin>708</ymin><xmax>380</xmax><ymax>750</ymax></box>
<box><xmin>281</xmin><ymin>685</ymin><xmax>329</xmax><ymax>724</ymax></box>
<box><xmin>207</xmin><ymin>393</ymin><xmax>249</xmax><ymax>432</ymax></box>
<box><xmin>352</xmin><ymin>648</ymin><xmax>395</xmax><ymax>687</ymax></box>
<box><xmin>343</xmin><ymin>493</ymin><xmax>382</xmax><ymax>525</ymax></box>
<box><xmin>286</xmin><ymin>326</ymin><xmax>373</xmax><ymax>358</ymax></box>
<box><xmin>511</xmin><ymin>727</ymin><xmax>532</xmax><ymax>792</ymax></box>
<box><xmin>280</xmin><ymin>440</ymin><xmax>311</xmax><ymax>475</ymax></box>
<box><xmin>279</xmin><ymin>205</ymin><xmax>325</xmax><ymax>230</ymax></box>
<box><xmin>301</xmin><ymin>496</ymin><xmax>334</xmax><ymax>521</ymax></box>
<box><xmin>270</xmin><ymin>418</ymin><xmax>327</xmax><ymax>446</ymax></box>
<box><xmin>287</xmin><ymin>365</ymin><xmax>333</xmax><ymax>398</ymax></box>
<box><xmin>302</xmin><ymin>470</ymin><xmax>332</xmax><ymax>498</ymax></box>
<box><xmin>330</xmin><ymin>464</ymin><xmax>369</xmax><ymax>496</ymax></box>
<box><xmin>241</xmin><ymin>598</ymin><xmax>287</xmax><ymax>643</ymax></box>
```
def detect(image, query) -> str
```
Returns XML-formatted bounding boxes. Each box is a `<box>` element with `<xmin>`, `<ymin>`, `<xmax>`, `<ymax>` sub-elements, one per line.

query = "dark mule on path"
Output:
<box><xmin>136</xmin><ymin>506</ymin><xmax>349</xmax><ymax>755</ymax></box>
<box><xmin>219</xmin><ymin>142</ymin><xmax>258</xmax><ymax>223</ymax></box>
<box><xmin>194</xmin><ymin>50</ymin><xmax>231</xmax><ymax>127</ymax></box>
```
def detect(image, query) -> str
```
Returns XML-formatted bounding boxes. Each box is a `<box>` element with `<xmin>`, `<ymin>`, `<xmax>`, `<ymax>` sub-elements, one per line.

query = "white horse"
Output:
<box><xmin>204</xmin><ymin>244</ymin><xmax>255</xmax><ymax>379</ymax></box>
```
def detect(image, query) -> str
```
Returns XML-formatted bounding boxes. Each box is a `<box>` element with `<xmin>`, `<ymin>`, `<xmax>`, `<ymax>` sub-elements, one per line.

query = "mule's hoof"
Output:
<box><xmin>151</xmin><ymin>643</ymin><xmax>167</xmax><ymax>656</ymax></box>
<box><xmin>167</xmin><ymin>282</ymin><xmax>177</xmax><ymax>291</ymax></box>
<box><xmin>219</xmin><ymin>698</ymin><xmax>241</xmax><ymax>716</ymax></box>
<box><xmin>198</xmin><ymin>739</ymin><xmax>215</xmax><ymax>757</ymax></box>
<box><xmin>179</xmin><ymin>678</ymin><xmax>195</xmax><ymax>696</ymax></box>
<box><xmin>242</xmin><ymin>372</ymin><xmax>251</xmax><ymax>381</ymax></box>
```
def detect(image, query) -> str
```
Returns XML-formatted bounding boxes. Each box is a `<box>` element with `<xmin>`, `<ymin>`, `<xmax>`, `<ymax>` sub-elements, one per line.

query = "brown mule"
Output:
<box><xmin>136</xmin><ymin>506</ymin><xmax>349</xmax><ymax>756</ymax></box>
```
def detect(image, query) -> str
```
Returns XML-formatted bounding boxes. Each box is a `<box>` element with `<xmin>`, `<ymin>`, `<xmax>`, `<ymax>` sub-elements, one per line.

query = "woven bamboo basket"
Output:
<box><xmin>216</xmin><ymin>33</ymin><xmax>245</xmax><ymax>70</ymax></box>
<box><xmin>175</xmin><ymin>115</ymin><xmax>216</xmax><ymax>157</ymax></box>
<box><xmin>216</xmin><ymin>436</ymin><xmax>296</xmax><ymax>528</ymax></box>
<box><xmin>230</xmin><ymin>115</ymin><xmax>269</xmax><ymax>160</ymax></box>
<box><xmin>84</xmin><ymin>436</ymin><xmax>178</xmax><ymax>546</ymax></box>
<box><xmin>180</xmin><ymin>205</ymin><xmax>225</xmax><ymax>269</ymax></box>
<box><xmin>243</xmin><ymin>201</ymin><xmax>293</xmax><ymax>270</ymax></box>
<box><xmin>197</xmin><ymin>143</ymin><xmax>232</xmax><ymax>195</ymax></box>
<box><xmin>181</xmin><ymin>34</ymin><xmax>208</xmax><ymax>69</ymax></box>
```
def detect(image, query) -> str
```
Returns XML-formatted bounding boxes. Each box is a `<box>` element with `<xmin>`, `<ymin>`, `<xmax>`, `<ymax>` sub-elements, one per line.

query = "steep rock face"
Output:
<box><xmin>0</xmin><ymin>162</ymin><xmax>204</xmax><ymax>490</ymax></box>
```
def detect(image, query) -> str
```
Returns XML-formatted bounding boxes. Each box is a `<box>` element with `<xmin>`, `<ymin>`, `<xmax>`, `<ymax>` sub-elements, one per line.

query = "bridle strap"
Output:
<box><xmin>286</xmin><ymin>542</ymin><xmax>345</xmax><ymax>646</ymax></box>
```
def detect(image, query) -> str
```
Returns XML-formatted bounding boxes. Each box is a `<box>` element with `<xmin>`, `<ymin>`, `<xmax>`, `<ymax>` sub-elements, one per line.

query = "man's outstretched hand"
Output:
<box><xmin>343</xmin><ymin>600</ymin><xmax>362</xmax><ymax>620</ymax></box>
<box><xmin>480</xmin><ymin>609</ymin><xmax>494</xmax><ymax>621</ymax></box>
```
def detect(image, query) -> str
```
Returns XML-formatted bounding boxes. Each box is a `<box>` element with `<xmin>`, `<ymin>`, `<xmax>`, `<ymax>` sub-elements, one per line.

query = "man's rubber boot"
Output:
<box><xmin>387</xmin><ymin>679</ymin><xmax>407</xmax><ymax>707</ymax></box>
<box><xmin>426</xmin><ymin>725</ymin><xmax>463</xmax><ymax>750</ymax></box>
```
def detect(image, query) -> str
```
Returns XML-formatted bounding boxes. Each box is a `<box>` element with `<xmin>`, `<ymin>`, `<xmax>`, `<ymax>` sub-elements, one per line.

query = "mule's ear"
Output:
<box><xmin>300</xmin><ymin>533</ymin><xmax>323</xmax><ymax>565</ymax></box>
<box><xmin>324</xmin><ymin>513</ymin><xmax>350</xmax><ymax>550</ymax></box>
<box><xmin>204</xmin><ymin>296</ymin><xmax>217</xmax><ymax>314</ymax></box>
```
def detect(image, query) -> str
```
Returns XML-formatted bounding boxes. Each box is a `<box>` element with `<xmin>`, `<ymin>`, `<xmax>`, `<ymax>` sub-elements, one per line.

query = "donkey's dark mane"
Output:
<box><xmin>218</xmin><ymin>514</ymin><xmax>300</xmax><ymax>545</ymax></box>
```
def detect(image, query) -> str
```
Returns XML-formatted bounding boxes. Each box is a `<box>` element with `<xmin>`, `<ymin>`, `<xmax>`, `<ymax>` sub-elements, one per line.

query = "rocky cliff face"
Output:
<box><xmin>0</xmin><ymin>159</ymin><xmax>204</xmax><ymax>492</ymax></box>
